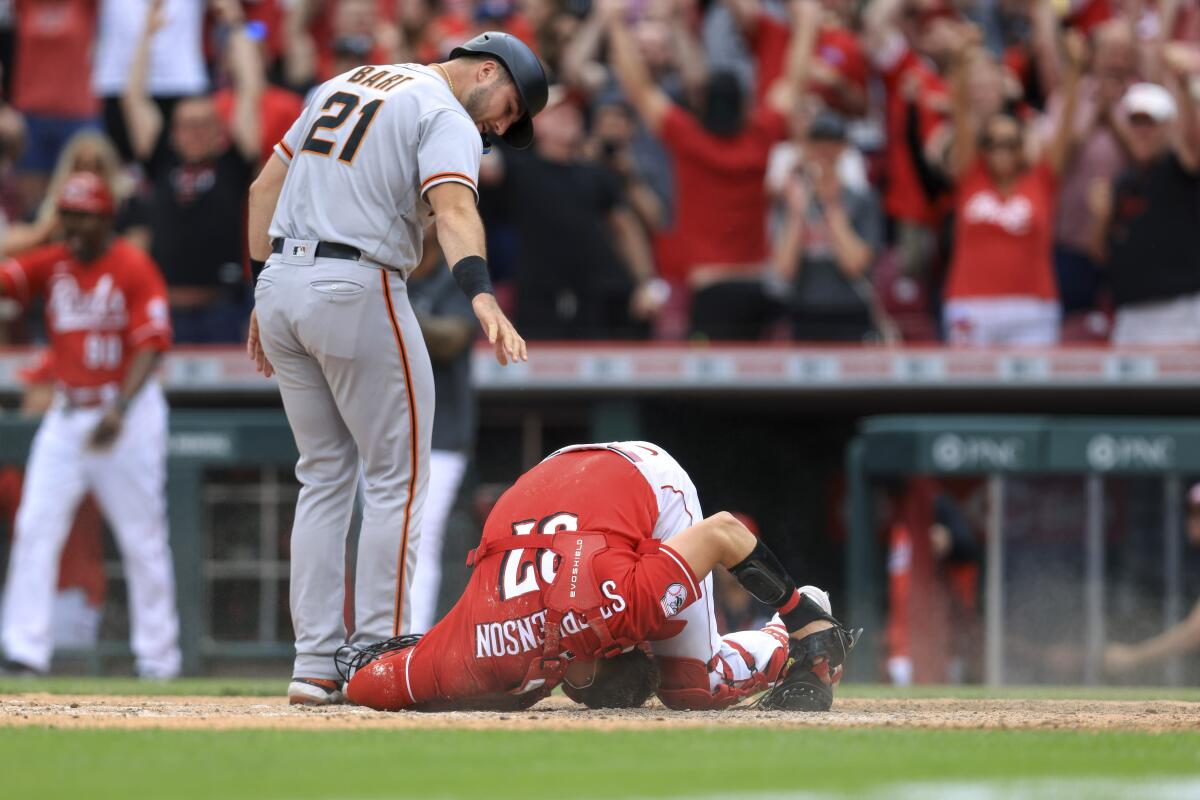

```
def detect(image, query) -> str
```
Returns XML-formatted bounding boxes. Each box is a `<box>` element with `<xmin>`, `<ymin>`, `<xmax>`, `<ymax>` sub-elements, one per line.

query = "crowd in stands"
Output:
<box><xmin>0</xmin><ymin>0</ymin><xmax>1199</xmax><ymax>347</ymax></box>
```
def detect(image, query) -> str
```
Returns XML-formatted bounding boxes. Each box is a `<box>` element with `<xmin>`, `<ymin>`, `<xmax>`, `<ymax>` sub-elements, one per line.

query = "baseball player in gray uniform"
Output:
<box><xmin>244</xmin><ymin>32</ymin><xmax>547</xmax><ymax>705</ymax></box>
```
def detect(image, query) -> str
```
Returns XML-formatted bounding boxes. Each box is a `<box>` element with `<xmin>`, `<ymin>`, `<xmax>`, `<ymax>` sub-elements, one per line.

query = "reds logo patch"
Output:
<box><xmin>47</xmin><ymin>273</ymin><xmax>127</xmax><ymax>332</ymax></box>
<box><xmin>660</xmin><ymin>583</ymin><xmax>687</xmax><ymax>618</ymax></box>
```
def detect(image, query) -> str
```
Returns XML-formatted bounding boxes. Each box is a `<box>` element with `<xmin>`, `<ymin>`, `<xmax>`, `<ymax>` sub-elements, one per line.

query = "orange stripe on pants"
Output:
<box><xmin>380</xmin><ymin>269</ymin><xmax>419</xmax><ymax>635</ymax></box>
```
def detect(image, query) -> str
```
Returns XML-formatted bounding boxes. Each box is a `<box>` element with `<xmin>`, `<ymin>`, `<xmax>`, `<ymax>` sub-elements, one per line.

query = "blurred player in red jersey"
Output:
<box><xmin>343</xmin><ymin>442</ymin><xmax>858</xmax><ymax>712</ymax></box>
<box><xmin>0</xmin><ymin>173</ymin><xmax>180</xmax><ymax>678</ymax></box>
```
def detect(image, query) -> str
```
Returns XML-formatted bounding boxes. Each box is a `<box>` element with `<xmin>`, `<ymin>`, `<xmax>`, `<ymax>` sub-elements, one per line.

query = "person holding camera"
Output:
<box><xmin>770</xmin><ymin>109</ymin><xmax>883</xmax><ymax>342</ymax></box>
<box><xmin>122</xmin><ymin>0</ymin><xmax>263</xmax><ymax>343</ymax></box>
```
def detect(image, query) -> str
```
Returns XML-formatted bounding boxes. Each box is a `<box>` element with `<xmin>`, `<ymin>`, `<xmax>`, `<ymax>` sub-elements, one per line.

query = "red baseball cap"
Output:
<box><xmin>57</xmin><ymin>172</ymin><xmax>114</xmax><ymax>215</ymax></box>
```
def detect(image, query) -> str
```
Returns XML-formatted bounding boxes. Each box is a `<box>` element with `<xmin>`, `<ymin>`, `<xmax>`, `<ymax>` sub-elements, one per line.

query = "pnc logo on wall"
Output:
<box><xmin>931</xmin><ymin>433</ymin><xmax>1025</xmax><ymax>471</ymax></box>
<box><xmin>1085</xmin><ymin>435</ymin><xmax>1175</xmax><ymax>471</ymax></box>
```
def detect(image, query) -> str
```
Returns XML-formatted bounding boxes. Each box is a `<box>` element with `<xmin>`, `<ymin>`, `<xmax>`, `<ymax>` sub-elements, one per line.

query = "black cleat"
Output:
<box><xmin>758</xmin><ymin>626</ymin><xmax>862</xmax><ymax>712</ymax></box>
<box><xmin>759</xmin><ymin>666</ymin><xmax>836</xmax><ymax>711</ymax></box>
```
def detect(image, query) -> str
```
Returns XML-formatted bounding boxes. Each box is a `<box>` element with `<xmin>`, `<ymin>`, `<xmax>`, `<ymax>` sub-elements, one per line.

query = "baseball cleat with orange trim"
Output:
<box><xmin>288</xmin><ymin>678</ymin><xmax>346</xmax><ymax>706</ymax></box>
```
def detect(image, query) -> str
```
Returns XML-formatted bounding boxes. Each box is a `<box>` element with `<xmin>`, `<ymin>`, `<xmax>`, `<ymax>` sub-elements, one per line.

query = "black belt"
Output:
<box><xmin>271</xmin><ymin>240</ymin><xmax>361</xmax><ymax>261</ymax></box>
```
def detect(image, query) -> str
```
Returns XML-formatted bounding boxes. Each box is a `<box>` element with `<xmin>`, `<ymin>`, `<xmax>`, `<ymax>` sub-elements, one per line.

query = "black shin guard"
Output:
<box><xmin>729</xmin><ymin>540</ymin><xmax>839</xmax><ymax>634</ymax></box>
<box><xmin>729</xmin><ymin>539</ymin><xmax>797</xmax><ymax>608</ymax></box>
<box><xmin>779</xmin><ymin>593</ymin><xmax>838</xmax><ymax>632</ymax></box>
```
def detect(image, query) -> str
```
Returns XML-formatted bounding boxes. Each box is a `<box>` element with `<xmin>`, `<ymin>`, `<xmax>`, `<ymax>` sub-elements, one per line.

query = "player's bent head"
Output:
<box><xmin>564</xmin><ymin>647</ymin><xmax>660</xmax><ymax>710</ymax></box>
<box><xmin>455</xmin><ymin>56</ymin><xmax>524</xmax><ymax>142</ymax></box>
<box><xmin>449</xmin><ymin>32</ymin><xmax>549</xmax><ymax>149</ymax></box>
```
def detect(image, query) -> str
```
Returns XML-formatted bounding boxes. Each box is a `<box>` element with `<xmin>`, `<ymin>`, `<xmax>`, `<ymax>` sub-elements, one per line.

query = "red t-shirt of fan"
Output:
<box><xmin>746</xmin><ymin>13</ymin><xmax>867</xmax><ymax>113</ymax></box>
<box><xmin>656</xmin><ymin>104</ymin><xmax>786</xmax><ymax>278</ymax></box>
<box><xmin>0</xmin><ymin>241</ymin><xmax>172</xmax><ymax>389</ymax></box>
<box><xmin>878</xmin><ymin>46</ymin><xmax>948</xmax><ymax>226</ymax></box>
<box><xmin>945</xmin><ymin>159</ymin><xmax>1058</xmax><ymax>301</ymax></box>
<box><xmin>12</xmin><ymin>0</ymin><xmax>98</xmax><ymax>117</ymax></box>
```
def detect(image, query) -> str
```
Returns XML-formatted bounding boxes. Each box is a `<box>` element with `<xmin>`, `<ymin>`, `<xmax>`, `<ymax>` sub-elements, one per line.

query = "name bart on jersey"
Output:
<box><xmin>346</xmin><ymin>66</ymin><xmax>413</xmax><ymax>92</ymax></box>
<box><xmin>474</xmin><ymin>581</ymin><xmax>628</xmax><ymax>659</ymax></box>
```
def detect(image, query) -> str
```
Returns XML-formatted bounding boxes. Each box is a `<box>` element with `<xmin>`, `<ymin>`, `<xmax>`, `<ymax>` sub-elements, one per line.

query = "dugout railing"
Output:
<box><xmin>845</xmin><ymin>415</ymin><xmax>1200</xmax><ymax>686</ymax></box>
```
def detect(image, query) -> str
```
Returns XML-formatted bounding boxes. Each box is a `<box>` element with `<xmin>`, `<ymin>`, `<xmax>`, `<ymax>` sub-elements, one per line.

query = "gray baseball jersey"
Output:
<box><xmin>269</xmin><ymin>63</ymin><xmax>483</xmax><ymax>276</ymax></box>
<box><xmin>257</xmin><ymin>62</ymin><xmax>481</xmax><ymax>686</ymax></box>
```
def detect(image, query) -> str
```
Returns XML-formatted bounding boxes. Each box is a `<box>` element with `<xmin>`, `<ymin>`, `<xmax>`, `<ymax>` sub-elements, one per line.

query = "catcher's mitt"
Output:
<box><xmin>758</xmin><ymin>624</ymin><xmax>862</xmax><ymax>712</ymax></box>
<box><xmin>335</xmin><ymin>634</ymin><xmax>422</xmax><ymax>683</ymax></box>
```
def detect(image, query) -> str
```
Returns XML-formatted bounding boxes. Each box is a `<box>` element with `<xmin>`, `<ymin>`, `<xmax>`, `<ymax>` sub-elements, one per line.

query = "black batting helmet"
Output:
<box><xmin>450</xmin><ymin>31</ymin><xmax>548</xmax><ymax>149</ymax></box>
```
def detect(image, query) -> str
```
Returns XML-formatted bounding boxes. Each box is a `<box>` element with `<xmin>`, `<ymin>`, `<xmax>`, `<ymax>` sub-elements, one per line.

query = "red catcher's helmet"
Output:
<box><xmin>57</xmin><ymin>172</ymin><xmax>114</xmax><ymax>216</ymax></box>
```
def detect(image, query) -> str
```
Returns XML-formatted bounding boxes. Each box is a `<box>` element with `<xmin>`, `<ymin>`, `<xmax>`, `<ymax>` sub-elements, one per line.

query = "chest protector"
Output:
<box><xmin>466</xmin><ymin>532</ymin><xmax>654</xmax><ymax>695</ymax></box>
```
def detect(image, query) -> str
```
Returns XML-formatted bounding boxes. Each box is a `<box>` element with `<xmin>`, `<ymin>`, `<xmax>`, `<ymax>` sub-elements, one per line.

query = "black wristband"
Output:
<box><xmin>250</xmin><ymin>259</ymin><xmax>266</xmax><ymax>283</ymax></box>
<box><xmin>451</xmin><ymin>255</ymin><xmax>493</xmax><ymax>300</ymax></box>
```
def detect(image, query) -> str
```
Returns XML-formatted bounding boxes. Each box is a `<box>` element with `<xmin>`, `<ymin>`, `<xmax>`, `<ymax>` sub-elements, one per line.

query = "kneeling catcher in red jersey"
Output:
<box><xmin>341</xmin><ymin>442</ymin><xmax>859</xmax><ymax>711</ymax></box>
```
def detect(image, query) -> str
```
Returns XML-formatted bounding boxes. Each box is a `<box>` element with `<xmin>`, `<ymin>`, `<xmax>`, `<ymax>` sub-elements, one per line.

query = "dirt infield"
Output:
<box><xmin>2</xmin><ymin>694</ymin><xmax>1197</xmax><ymax>732</ymax></box>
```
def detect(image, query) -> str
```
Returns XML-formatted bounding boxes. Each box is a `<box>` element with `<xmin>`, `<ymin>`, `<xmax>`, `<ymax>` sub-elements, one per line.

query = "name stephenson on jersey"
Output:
<box><xmin>473</xmin><ymin>583</ymin><xmax>629</xmax><ymax>660</ymax></box>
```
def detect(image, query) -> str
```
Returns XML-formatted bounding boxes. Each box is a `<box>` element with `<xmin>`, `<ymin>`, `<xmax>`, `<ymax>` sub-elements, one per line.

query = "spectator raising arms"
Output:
<box><xmin>122</xmin><ymin>0</ymin><xmax>262</xmax><ymax>344</ymax></box>
<box><xmin>1090</xmin><ymin>44</ymin><xmax>1200</xmax><ymax>346</ymax></box>
<box><xmin>940</xmin><ymin>27</ymin><xmax>1084</xmax><ymax>347</ymax></box>
<box><xmin>284</xmin><ymin>0</ymin><xmax>404</xmax><ymax>93</ymax></box>
<box><xmin>92</xmin><ymin>0</ymin><xmax>208</xmax><ymax>161</ymax></box>
<box><xmin>862</xmin><ymin>0</ymin><xmax>952</xmax><ymax>285</ymax></box>
<box><xmin>606</xmin><ymin>0</ymin><xmax>818</xmax><ymax>341</ymax></box>
<box><xmin>1041</xmin><ymin>19</ymin><xmax>1137</xmax><ymax>318</ymax></box>
<box><xmin>725</xmin><ymin>0</ymin><xmax>868</xmax><ymax>117</ymax></box>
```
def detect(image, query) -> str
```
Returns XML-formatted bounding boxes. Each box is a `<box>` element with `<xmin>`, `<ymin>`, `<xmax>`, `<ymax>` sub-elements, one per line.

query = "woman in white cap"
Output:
<box><xmin>1088</xmin><ymin>44</ymin><xmax>1200</xmax><ymax>345</ymax></box>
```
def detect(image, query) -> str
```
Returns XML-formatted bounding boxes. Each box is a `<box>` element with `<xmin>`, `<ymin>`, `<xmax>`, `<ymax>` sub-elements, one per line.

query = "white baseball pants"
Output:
<box><xmin>1</xmin><ymin>383</ymin><xmax>180</xmax><ymax>677</ymax></box>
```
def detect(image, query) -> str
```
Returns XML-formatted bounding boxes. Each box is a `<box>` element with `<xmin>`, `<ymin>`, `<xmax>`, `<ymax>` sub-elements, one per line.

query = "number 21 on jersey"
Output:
<box><xmin>300</xmin><ymin>92</ymin><xmax>383</xmax><ymax>164</ymax></box>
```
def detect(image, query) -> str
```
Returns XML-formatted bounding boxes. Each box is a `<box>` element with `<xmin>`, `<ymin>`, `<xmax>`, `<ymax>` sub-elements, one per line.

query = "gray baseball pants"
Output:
<box><xmin>255</xmin><ymin>246</ymin><xmax>433</xmax><ymax>681</ymax></box>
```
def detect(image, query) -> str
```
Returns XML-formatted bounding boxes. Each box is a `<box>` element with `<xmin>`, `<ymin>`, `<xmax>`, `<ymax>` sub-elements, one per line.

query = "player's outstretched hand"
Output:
<box><xmin>1103</xmin><ymin>642</ymin><xmax>1138</xmax><ymax>675</ymax></box>
<box><xmin>471</xmin><ymin>293</ymin><xmax>528</xmax><ymax>366</ymax></box>
<box><xmin>246</xmin><ymin>309</ymin><xmax>275</xmax><ymax>378</ymax></box>
<box><xmin>88</xmin><ymin>407</ymin><xmax>123</xmax><ymax>450</ymax></box>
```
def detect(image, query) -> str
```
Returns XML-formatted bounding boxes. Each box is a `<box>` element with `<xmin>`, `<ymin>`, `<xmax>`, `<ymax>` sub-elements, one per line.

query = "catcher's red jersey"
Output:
<box><xmin>372</xmin><ymin>447</ymin><xmax>702</xmax><ymax>708</ymax></box>
<box><xmin>0</xmin><ymin>241</ymin><xmax>172</xmax><ymax>389</ymax></box>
